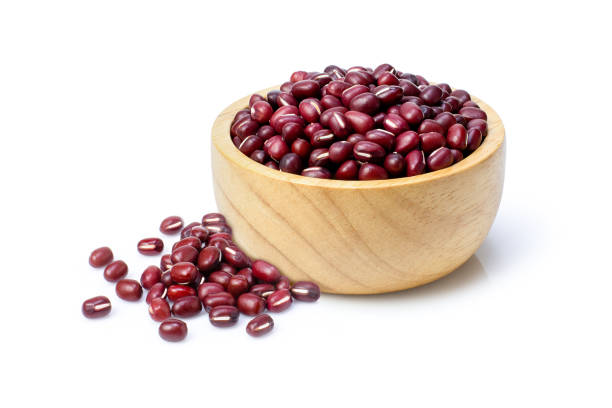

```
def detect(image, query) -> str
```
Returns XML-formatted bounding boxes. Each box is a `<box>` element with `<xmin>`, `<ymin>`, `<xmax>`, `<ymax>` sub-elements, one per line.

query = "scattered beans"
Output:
<box><xmin>291</xmin><ymin>281</ymin><xmax>321</xmax><ymax>302</ymax></box>
<box><xmin>89</xmin><ymin>247</ymin><xmax>113</xmax><ymax>267</ymax></box>
<box><xmin>246</xmin><ymin>314</ymin><xmax>274</xmax><ymax>337</ymax></box>
<box><xmin>160</xmin><ymin>216</ymin><xmax>184</xmax><ymax>234</ymax></box>
<box><xmin>159</xmin><ymin>318</ymin><xmax>187</xmax><ymax>342</ymax></box>
<box><xmin>82</xmin><ymin>296</ymin><xmax>111</xmax><ymax>318</ymax></box>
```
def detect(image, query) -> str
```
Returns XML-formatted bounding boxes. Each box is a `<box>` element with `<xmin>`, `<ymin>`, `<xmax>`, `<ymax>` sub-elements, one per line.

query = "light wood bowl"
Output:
<box><xmin>211</xmin><ymin>86</ymin><xmax>505</xmax><ymax>294</ymax></box>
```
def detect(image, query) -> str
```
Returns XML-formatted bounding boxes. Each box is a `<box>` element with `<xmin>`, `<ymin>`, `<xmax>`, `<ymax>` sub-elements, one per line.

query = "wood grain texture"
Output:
<box><xmin>211</xmin><ymin>86</ymin><xmax>506</xmax><ymax>294</ymax></box>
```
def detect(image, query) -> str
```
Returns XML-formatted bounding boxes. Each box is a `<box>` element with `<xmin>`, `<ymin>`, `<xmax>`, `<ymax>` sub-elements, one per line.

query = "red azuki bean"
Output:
<box><xmin>181</xmin><ymin>222</ymin><xmax>201</xmax><ymax>239</ymax></box>
<box><xmin>197</xmin><ymin>282</ymin><xmax>224</xmax><ymax>302</ymax></box>
<box><xmin>170</xmin><ymin>262</ymin><xmax>198</xmax><ymax>285</ymax></box>
<box><xmin>160</xmin><ymin>216</ymin><xmax>183</xmax><ymax>234</ymax></box>
<box><xmin>250</xmin><ymin>283</ymin><xmax>276</xmax><ymax>298</ymax></box>
<box><xmin>434</xmin><ymin>112</ymin><xmax>456</xmax><ymax>131</ymax></box>
<box><xmin>204</xmin><ymin>223</ymin><xmax>231</xmax><ymax>235</ymax></box>
<box><xmin>160</xmin><ymin>254</ymin><xmax>173</xmax><ymax>272</ymax></box>
<box><xmin>291</xmin><ymin>281</ymin><xmax>321</xmax><ymax>302</ymax></box>
<box><xmin>234</xmin><ymin>118</ymin><xmax>259</xmax><ymax>139</ymax></box>
<box><xmin>266</xmin><ymin>90</ymin><xmax>281</xmax><ymax>108</ymax></box>
<box><xmin>394</xmin><ymin>131</ymin><xmax>420</xmax><ymax>155</ymax></box>
<box><xmin>246</xmin><ymin>314</ymin><xmax>274</xmax><ymax>337</ymax></box>
<box><xmin>346</xmin><ymin>133</ymin><xmax>365</xmax><ymax>144</ymax></box>
<box><xmin>328</xmin><ymin>112</ymin><xmax>352</xmax><ymax>138</ymax></box>
<box><xmin>89</xmin><ymin>247</ymin><xmax>113</xmax><ymax>267</ymax></box>
<box><xmin>256</xmin><ymin>125</ymin><xmax>275</xmax><ymax>140</ymax></box>
<box><xmin>377</xmin><ymin>71</ymin><xmax>399</xmax><ymax>86</ymax></box>
<box><xmin>335</xmin><ymin>160</ymin><xmax>359</xmax><ymax>180</ymax></box>
<box><xmin>325</xmin><ymin>65</ymin><xmax>346</xmax><ymax>79</ymax></box>
<box><xmin>304</xmin><ymin>123</ymin><xmax>323</xmax><ymax>139</ymax></box>
<box><xmin>277</xmin><ymin>92</ymin><xmax>298</xmax><ymax>107</ymax></box>
<box><xmin>406</xmin><ymin>149</ymin><xmax>426</xmax><ymax>176</ymax></box>
<box><xmin>237</xmin><ymin>267</ymin><xmax>254</xmax><ymax>286</ymax></box>
<box><xmin>382</xmin><ymin>113</ymin><xmax>407</xmax><ymax>135</ymax></box>
<box><xmin>141</xmin><ymin>265</ymin><xmax>162</xmax><ymax>289</ymax></box>
<box><xmin>301</xmin><ymin>167</ymin><xmax>331</xmax><ymax>179</ymax></box>
<box><xmin>467</xmin><ymin>128</ymin><xmax>483</xmax><ymax>152</ymax></box>
<box><xmin>419</xmin><ymin>85</ymin><xmax>443</xmax><ymax>105</ymax></box>
<box><xmin>237</xmin><ymin>293</ymin><xmax>266</xmax><ymax>316</ymax></box>
<box><xmin>249</xmin><ymin>94</ymin><xmax>266</xmax><ymax>108</ymax></box>
<box><xmin>172</xmin><ymin>295</ymin><xmax>202</xmax><ymax>318</ymax></box>
<box><xmin>167</xmin><ymin>284</ymin><xmax>196</xmax><ymax>302</ymax></box>
<box><xmin>310</xmin><ymin>129</ymin><xmax>335</xmax><ymax>148</ymax></box>
<box><xmin>373</xmin><ymin>85</ymin><xmax>403</xmax><ymax>105</ymax></box>
<box><xmin>267</xmin><ymin>289</ymin><xmax>293</xmax><ymax>312</ymax></box>
<box><xmin>219</xmin><ymin>262</ymin><xmax>237</xmax><ymax>275</ymax></box>
<box><xmin>189</xmin><ymin>226</ymin><xmax>209</xmax><ymax>243</ymax></box>
<box><xmin>349</xmin><ymin>92</ymin><xmax>380</xmax><ymax>115</ymax></box>
<box><xmin>233</xmin><ymin>109</ymin><xmax>251</xmax><ymax>124</ymax></box>
<box><xmin>170</xmin><ymin>245</ymin><xmax>199</xmax><ymax>264</ymax></box>
<box><xmin>329</xmin><ymin>141</ymin><xmax>354</xmax><ymax>163</ymax></box>
<box><xmin>146</xmin><ymin>282</ymin><xmax>167</xmax><ymax>304</ymax></box>
<box><xmin>280</xmin><ymin>82</ymin><xmax>293</xmax><ymax>93</ymax></box>
<box><xmin>384</xmin><ymin>153</ymin><xmax>406</xmax><ymax>177</ymax></box>
<box><xmin>327</xmin><ymin>80</ymin><xmax>352</xmax><ymax>97</ymax></box>
<box><xmin>387</xmin><ymin>105</ymin><xmax>401</xmax><ymax>115</ymax></box>
<box><xmin>279</xmin><ymin>152</ymin><xmax>303</xmax><ymax>174</ymax></box>
<box><xmin>399</xmin><ymin>102</ymin><xmax>424</xmax><ymax>125</ymax></box>
<box><xmin>103</xmin><ymin>260</ymin><xmax>128</xmax><ymax>282</ymax></box>
<box><xmin>345</xmin><ymin>70</ymin><xmax>375</xmax><ymax>86</ymax></box>
<box><xmin>252</xmin><ymin>260</ymin><xmax>281</xmax><ymax>283</ymax></box>
<box><xmin>239</xmin><ymin>135</ymin><xmax>264</xmax><ymax>156</ymax></box>
<box><xmin>467</xmin><ymin>118</ymin><xmax>488</xmax><ymax>137</ymax></box>
<box><xmin>137</xmin><ymin>238</ymin><xmax>164</xmax><ymax>255</ymax></box>
<box><xmin>197</xmin><ymin>246</ymin><xmax>222</xmax><ymax>273</ymax></box>
<box><xmin>427</xmin><ymin>147</ymin><xmax>454</xmax><ymax>171</ymax></box>
<box><xmin>459</xmin><ymin>106</ymin><xmax>487</xmax><ymax>120</ymax></box>
<box><xmin>359</xmin><ymin>163</ymin><xmax>388</xmax><ymax>180</ymax></box>
<box><xmin>209</xmin><ymin>237</ymin><xmax>230</xmax><ymax>254</ymax></box>
<box><xmin>82</xmin><ymin>296</ymin><xmax>112</xmax><ymax>318</ymax></box>
<box><xmin>161</xmin><ymin>271</ymin><xmax>173</xmax><ymax>287</ymax></box>
<box><xmin>202</xmin><ymin>213</ymin><xmax>226</xmax><ymax>225</ymax></box>
<box><xmin>309</xmin><ymin>148</ymin><xmax>330</xmax><ymax>167</ymax></box>
<box><xmin>290</xmin><ymin>71</ymin><xmax>308</xmax><ymax>83</ymax></box>
<box><xmin>446</xmin><ymin>124</ymin><xmax>468</xmax><ymax>150</ymax></box>
<box><xmin>420</xmin><ymin>132</ymin><xmax>446</xmax><ymax>154</ymax></box>
<box><xmin>418</xmin><ymin>119</ymin><xmax>445</xmax><ymax>135</ymax></box>
<box><xmin>203</xmin><ymin>291</ymin><xmax>235</xmax><ymax>312</ymax></box>
<box><xmin>450</xmin><ymin>149</ymin><xmax>464</xmax><ymax>163</ymax></box>
<box><xmin>353</xmin><ymin>140</ymin><xmax>386</xmax><ymax>163</ymax></box>
<box><xmin>344</xmin><ymin>110</ymin><xmax>374</xmax><ymax>134</ymax></box>
<box><xmin>415</xmin><ymin>75</ymin><xmax>429</xmax><ymax>86</ymax></box>
<box><xmin>298</xmin><ymin>98</ymin><xmax>323</xmax><ymax>123</ymax></box>
<box><xmin>321</xmin><ymin>94</ymin><xmax>342</xmax><ymax>109</ymax></box>
<box><xmin>444</xmin><ymin>96</ymin><xmax>462</xmax><ymax>112</ymax></box>
<box><xmin>172</xmin><ymin>237</ymin><xmax>201</xmax><ymax>252</ymax></box>
<box><xmin>437</xmin><ymin>83</ymin><xmax>451</xmax><ymax>95</ymax></box>
<box><xmin>149</xmin><ymin>298</ymin><xmax>171</xmax><ymax>322</ymax></box>
<box><xmin>365</xmin><ymin>129</ymin><xmax>395</xmax><ymax>151</ymax></box>
<box><xmin>265</xmin><ymin>135</ymin><xmax>290</xmax><ymax>161</ymax></box>
<box><xmin>223</xmin><ymin>245</ymin><xmax>250</xmax><ymax>269</ymax></box>
<box><xmin>320</xmin><ymin>106</ymin><xmax>348</xmax><ymax>128</ymax></box>
<box><xmin>398</xmin><ymin>79</ymin><xmax>420</xmax><ymax>96</ymax></box>
<box><xmin>209</xmin><ymin>305</ymin><xmax>240</xmax><ymax>327</ymax></box>
<box><xmin>291</xmin><ymin>138</ymin><xmax>311</xmax><ymax>160</ymax></box>
<box><xmin>115</xmin><ymin>279</ymin><xmax>143</xmax><ymax>301</ymax></box>
<box><xmin>450</xmin><ymin>89</ymin><xmax>471</xmax><ymax>105</ymax></box>
<box><xmin>159</xmin><ymin>319</ymin><xmax>187</xmax><ymax>342</ymax></box>
<box><xmin>341</xmin><ymin>84</ymin><xmax>369</xmax><ymax>107</ymax></box>
<box><xmin>208</xmin><ymin>271</ymin><xmax>232</xmax><ymax>288</ymax></box>
<box><xmin>420</xmin><ymin>105</ymin><xmax>435</xmax><ymax>120</ymax></box>
<box><xmin>281</xmin><ymin>122</ymin><xmax>304</xmax><ymax>144</ymax></box>
<box><xmin>210</xmin><ymin>232</ymin><xmax>232</xmax><ymax>242</ymax></box>
<box><xmin>276</xmin><ymin>276</ymin><xmax>291</xmax><ymax>290</ymax></box>
<box><xmin>291</xmin><ymin>80</ymin><xmax>320</xmax><ymax>99</ymax></box>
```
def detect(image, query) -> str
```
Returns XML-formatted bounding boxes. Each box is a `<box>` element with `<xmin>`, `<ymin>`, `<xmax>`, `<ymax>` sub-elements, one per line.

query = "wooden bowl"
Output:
<box><xmin>211</xmin><ymin>86</ymin><xmax>505</xmax><ymax>294</ymax></box>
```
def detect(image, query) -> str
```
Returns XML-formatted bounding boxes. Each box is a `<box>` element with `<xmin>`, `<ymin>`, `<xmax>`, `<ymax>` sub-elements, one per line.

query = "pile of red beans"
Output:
<box><xmin>83</xmin><ymin>213</ymin><xmax>320</xmax><ymax>341</ymax></box>
<box><xmin>231</xmin><ymin>64</ymin><xmax>488</xmax><ymax>180</ymax></box>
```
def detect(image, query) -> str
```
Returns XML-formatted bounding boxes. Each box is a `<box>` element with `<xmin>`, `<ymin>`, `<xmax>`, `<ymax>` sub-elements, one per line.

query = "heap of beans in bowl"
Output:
<box><xmin>231</xmin><ymin>64</ymin><xmax>488</xmax><ymax>180</ymax></box>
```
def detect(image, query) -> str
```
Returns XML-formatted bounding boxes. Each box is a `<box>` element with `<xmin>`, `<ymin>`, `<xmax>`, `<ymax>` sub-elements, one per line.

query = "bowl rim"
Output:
<box><xmin>212</xmin><ymin>85</ymin><xmax>505</xmax><ymax>190</ymax></box>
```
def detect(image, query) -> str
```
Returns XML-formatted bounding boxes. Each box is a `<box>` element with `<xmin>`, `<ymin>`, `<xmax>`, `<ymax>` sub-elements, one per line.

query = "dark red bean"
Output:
<box><xmin>149</xmin><ymin>298</ymin><xmax>171</xmax><ymax>322</ymax></box>
<box><xmin>161</xmin><ymin>271</ymin><xmax>173</xmax><ymax>287</ymax></box>
<box><xmin>160</xmin><ymin>216</ymin><xmax>183</xmax><ymax>234</ymax></box>
<box><xmin>204</xmin><ymin>223</ymin><xmax>232</xmax><ymax>235</ymax></box>
<box><xmin>167</xmin><ymin>284</ymin><xmax>196</xmax><ymax>302</ymax></box>
<box><xmin>310</xmin><ymin>129</ymin><xmax>335</xmax><ymax>148</ymax></box>
<box><xmin>321</xmin><ymin>94</ymin><xmax>343</xmax><ymax>109</ymax></box>
<box><xmin>382</xmin><ymin>113</ymin><xmax>408</xmax><ymax>135</ymax></box>
<box><xmin>346</xmin><ymin>133</ymin><xmax>365</xmax><ymax>144</ymax></box>
<box><xmin>373</xmin><ymin>85</ymin><xmax>403</xmax><ymax>105</ymax></box>
<box><xmin>197</xmin><ymin>282</ymin><xmax>224</xmax><ymax>302</ymax></box>
<box><xmin>267</xmin><ymin>90</ymin><xmax>281</xmax><ymax>108</ymax></box>
<box><xmin>359</xmin><ymin>163</ymin><xmax>388</xmax><ymax>180</ymax></box>
<box><xmin>444</xmin><ymin>96</ymin><xmax>462</xmax><ymax>112</ymax></box>
<box><xmin>115</xmin><ymin>279</ymin><xmax>143</xmax><ymax>301</ymax></box>
<box><xmin>328</xmin><ymin>112</ymin><xmax>352</xmax><ymax>138</ymax></box>
<box><xmin>329</xmin><ymin>141</ymin><xmax>354</xmax><ymax>163</ymax></box>
<box><xmin>137</xmin><ymin>238</ymin><xmax>164</xmax><ymax>255</ymax></box>
<box><xmin>202</xmin><ymin>213</ymin><xmax>226</xmax><ymax>225</ymax></box>
<box><xmin>420</xmin><ymin>132</ymin><xmax>446</xmax><ymax>154</ymax></box>
<box><xmin>223</xmin><ymin>245</ymin><xmax>250</xmax><ymax>269</ymax></box>
<box><xmin>160</xmin><ymin>254</ymin><xmax>173</xmax><ymax>272</ymax></box>
<box><xmin>291</xmin><ymin>80</ymin><xmax>320</xmax><ymax>99</ymax></box>
<box><xmin>159</xmin><ymin>319</ymin><xmax>187</xmax><ymax>342</ymax></box>
<box><xmin>256</xmin><ymin>125</ymin><xmax>276</xmax><ymax>140</ymax></box>
<box><xmin>89</xmin><ymin>247</ymin><xmax>113</xmax><ymax>267</ymax></box>
<box><xmin>265</xmin><ymin>135</ymin><xmax>290</xmax><ymax>161</ymax></box>
<box><xmin>291</xmin><ymin>138</ymin><xmax>312</xmax><ymax>160</ymax></box>
<box><xmin>309</xmin><ymin>148</ymin><xmax>330</xmax><ymax>167</ymax></box>
<box><xmin>419</xmin><ymin>85</ymin><xmax>443</xmax><ymax>105</ymax></box>
<box><xmin>446</xmin><ymin>124</ymin><xmax>468</xmax><ymax>150</ymax></box>
<box><xmin>298</xmin><ymin>98</ymin><xmax>323</xmax><ymax>123</ymax></box>
<box><xmin>427</xmin><ymin>147</ymin><xmax>454</xmax><ymax>171</ymax></box>
<box><xmin>252</xmin><ymin>260</ymin><xmax>281</xmax><ymax>283</ymax></box>
<box><xmin>353</xmin><ymin>140</ymin><xmax>386</xmax><ymax>163</ymax></box>
<box><xmin>398</xmin><ymin>79</ymin><xmax>420</xmax><ymax>96</ymax></box>
<box><xmin>335</xmin><ymin>160</ymin><xmax>359</xmax><ymax>180</ymax></box>
<box><xmin>345</xmin><ymin>70</ymin><xmax>375</xmax><ymax>86</ymax></box>
<box><xmin>377</xmin><ymin>71</ymin><xmax>399</xmax><ymax>85</ymax></box>
<box><xmin>219</xmin><ymin>262</ymin><xmax>237</xmax><ymax>275</ymax></box>
<box><xmin>249</xmin><ymin>94</ymin><xmax>266</xmax><ymax>108</ymax></box>
<box><xmin>197</xmin><ymin>246</ymin><xmax>222</xmax><ymax>273</ymax></box>
<box><xmin>384</xmin><ymin>153</ymin><xmax>406</xmax><ymax>177</ymax></box>
<box><xmin>291</xmin><ymin>281</ymin><xmax>321</xmax><ymax>302</ymax></box>
<box><xmin>276</xmin><ymin>276</ymin><xmax>291</xmax><ymax>290</ymax></box>
<box><xmin>146</xmin><ymin>282</ymin><xmax>167</xmax><ymax>304</ymax></box>
<box><xmin>172</xmin><ymin>237</ymin><xmax>201</xmax><ymax>251</ymax></box>
<box><xmin>277</xmin><ymin>92</ymin><xmax>298</xmax><ymax>107</ymax></box>
<box><xmin>170</xmin><ymin>245</ymin><xmax>199</xmax><ymax>264</ymax></box>
<box><xmin>267</xmin><ymin>289</ymin><xmax>293</xmax><ymax>312</ymax></box>
<box><xmin>181</xmin><ymin>222</ymin><xmax>201</xmax><ymax>239</ymax></box>
<box><xmin>189</xmin><ymin>226</ymin><xmax>209</xmax><ymax>243</ymax></box>
<box><xmin>415</xmin><ymin>75</ymin><xmax>429</xmax><ymax>86</ymax></box>
<box><xmin>237</xmin><ymin>293</ymin><xmax>266</xmax><ymax>316</ymax></box>
<box><xmin>394</xmin><ymin>131</ymin><xmax>420</xmax><ymax>155</ymax></box>
<box><xmin>203</xmin><ymin>291</ymin><xmax>235</xmax><ymax>312</ymax></box>
<box><xmin>344</xmin><ymin>110</ymin><xmax>374</xmax><ymax>134</ymax></box>
<box><xmin>103</xmin><ymin>260</ymin><xmax>128</xmax><ymax>282</ymax></box>
<box><xmin>171</xmin><ymin>295</ymin><xmax>202</xmax><ymax>318</ymax></box>
<box><xmin>233</xmin><ymin>109</ymin><xmax>251</xmax><ymax>124</ymax></box>
<box><xmin>365</xmin><ymin>129</ymin><xmax>395</xmax><ymax>151</ymax></box>
<box><xmin>236</xmin><ymin>267</ymin><xmax>254</xmax><ymax>286</ymax></box>
<box><xmin>437</xmin><ymin>83</ymin><xmax>452</xmax><ymax>95</ymax></box>
<box><xmin>234</xmin><ymin>118</ymin><xmax>259</xmax><ymax>139</ymax></box>
<box><xmin>82</xmin><ymin>296</ymin><xmax>111</xmax><ymax>318</ymax></box>
<box><xmin>209</xmin><ymin>236</ymin><xmax>230</xmax><ymax>252</ymax></box>
<box><xmin>387</xmin><ymin>105</ymin><xmax>401</xmax><ymax>115</ymax></box>
<box><xmin>279</xmin><ymin>153</ymin><xmax>303</xmax><ymax>174</ymax></box>
<box><xmin>208</xmin><ymin>271</ymin><xmax>232</xmax><ymax>288</ymax></box>
<box><xmin>281</xmin><ymin>122</ymin><xmax>304</xmax><ymax>144</ymax></box>
<box><xmin>341</xmin><ymin>84</ymin><xmax>369</xmax><ymax>107</ymax></box>
<box><xmin>450</xmin><ymin>89</ymin><xmax>471</xmax><ymax>105</ymax></box>
<box><xmin>141</xmin><ymin>265</ymin><xmax>162</xmax><ymax>289</ymax></box>
<box><xmin>349</xmin><ymin>92</ymin><xmax>380</xmax><ymax>115</ymax></box>
<box><xmin>459</xmin><ymin>106</ymin><xmax>487</xmax><ymax>120</ymax></box>
<box><xmin>319</xmin><ymin>106</ymin><xmax>348</xmax><ymax>128</ymax></box>
<box><xmin>210</xmin><ymin>232</ymin><xmax>232</xmax><ymax>242</ymax></box>
<box><xmin>467</xmin><ymin>118</ymin><xmax>488</xmax><ymax>137</ymax></box>
<box><xmin>250</xmin><ymin>283</ymin><xmax>276</xmax><ymax>298</ymax></box>
<box><xmin>450</xmin><ymin>149</ymin><xmax>464</xmax><ymax>163</ymax></box>
<box><xmin>239</xmin><ymin>135</ymin><xmax>264</xmax><ymax>156</ymax></box>
<box><xmin>406</xmin><ymin>150</ymin><xmax>426</xmax><ymax>176</ymax></box>
<box><xmin>418</xmin><ymin>119</ymin><xmax>445</xmax><ymax>134</ymax></box>
<box><xmin>327</xmin><ymin>80</ymin><xmax>351</xmax><ymax>97</ymax></box>
<box><xmin>209</xmin><ymin>305</ymin><xmax>240</xmax><ymax>327</ymax></box>
<box><xmin>170</xmin><ymin>262</ymin><xmax>198</xmax><ymax>285</ymax></box>
<box><xmin>290</xmin><ymin>71</ymin><xmax>308</xmax><ymax>82</ymax></box>
<box><xmin>467</xmin><ymin>128</ymin><xmax>483</xmax><ymax>152</ymax></box>
<box><xmin>399</xmin><ymin>102</ymin><xmax>424</xmax><ymax>125</ymax></box>
<box><xmin>304</xmin><ymin>123</ymin><xmax>323</xmax><ymax>139</ymax></box>
<box><xmin>246</xmin><ymin>314</ymin><xmax>274</xmax><ymax>337</ymax></box>
<box><xmin>301</xmin><ymin>167</ymin><xmax>331</xmax><ymax>179</ymax></box>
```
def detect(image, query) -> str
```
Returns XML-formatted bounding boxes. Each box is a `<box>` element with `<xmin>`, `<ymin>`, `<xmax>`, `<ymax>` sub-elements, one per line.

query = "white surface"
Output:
<box><xmin>1</xmin><ymin>1</ymin><xmax>611</xmax><ymax>407</ymax></box>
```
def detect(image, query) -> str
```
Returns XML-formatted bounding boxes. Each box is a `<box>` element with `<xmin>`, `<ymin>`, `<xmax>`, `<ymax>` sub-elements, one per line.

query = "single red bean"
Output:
<box><xmin>237</xmin><ymin>267</ymin><xmax>254</xmax><ymax>286</ymax></box>
<box><xmin>170</xmin><ymin>262</ymin><xmax>198</xmax><ymax>285</ymax></box>
<box><xmin>172</xmin><ymin>237</ymin><xmax>201</xmax><ymax>252</ymax></box>
<box><xmin>290</xmin><ymin>71</ymin><xmax>308</xmax><ymax>83</ymax></box>
<box><xmin>146</xmin><ymin>282</ymin><xmax>167</xmax><ymax>304</ymax></box>
<box><xmin>398</xmin><ymin>79</ymin><xmax>420</xmax><ymax>96</ymax></box>
<box><xmin>149</xmin><ymin>298</ymin><xmax>171</xmax><ymax>322</ymax></box>
<box><xmin>335</xmin><ymin>160</ymin><xmax>359</xmax><ymax>180</ymax></box>
<box><xmin>197</xmin><ymin>246</ymin><xmax>222</xmax><ymax>273</ymax></box>
<box><xmin>202</xmin><ymin>213</ymin><xmax>226</xmax><ymax>225</ymax></box>
<box><xmin>267</xmin><ymin>289</ymin><xmax>293</xmax><ymax>312</ymax></box>
<box><xmin>310</xmin><ymin>129</ymin><xmax>335</xmax><ymax>148</ymax></box>
<box><xmin>298</xmin><ymin>98</ymin><xmax>323</xmax><ymax>123</ymax></box>
<box><xmin>189</xmin><ymin>226</ymin><xmax>209</xmax><ymax>243</ymax></box>
<box><xmin>234</xmin><ymin>118</ymin><xmax>259</xmax><ymax>139</ymax></box>
<box><xmin>250</xmin><ymin>283</ymin><xmax>276</xmax><ymax>298</ymax></box>
<box><xmin>209</xmin><ymin>305</ymin><xmax>240</xmax><ymax>327</ymax></box>
<box><xmin>345</xmin><ymin>70</ymin><xmax>375</xmax><ymax>86</ymax></box>
<box><xmin>406</xmin><ymin>149</ymin><xmax>426</xmax><ymax>176</ymax></box>
<box><xmin>446</xmin><ymin>124</ymin><xmax>468</xmax><ymax>150</ymax></box>
<box><xmin>377</xmin><ymin>71</ymin><xmax>399</xmax><ymax>85</ymax></box>
<box><xmin>219</xmin><ymin>262</ymin><xmax>237</xmax><ymax>275</ymax></box>
<box><xmin>197</xmin><ymin>282</ymin><xmax>224</xmax><ymax>302</ymax></box>
<box><xmin>103</xmin><ymin>260</ymin><xmax>128</xmax><ymax>282</ymax></box>
<box><xmin>308</xmin><ymin>148</ymin><xmax>330</xmax><ymax>167</ymax></box>
<box><xmin>276</xmin><ymin>276</ymin><xmax>291</xmax><ymax>290</ymax></box>
<box><xmin>137</xmin><ymin>238</ymin><xmax>164</xmax><ymax>255</ymax></box>
<box><xmin>418</xmin><ymin>119</ymin><xmax>445</xmax><ymax>134</ymax></box>
<box><xmin>82</xmin><ymin>296</ymin><xmax>111</xmax><ymax>318</ymax></box>
<box><xmin>419</xmin><ymin>85</ymin><xmax>443</xmax><ymax>105</ymax></box>
<box><xmin>291</xmin><ymin>80</ymin><xmax>320</xmax><ymax>99</ymax></box>
<box><xmin>415</xmin><ymin>75</ymin><xmax>429</xmax><ymax>86</ymax></box>
<box><xmin>349</xmin><ymin>92</ymin><xmax>380</xmax><ymax>115</ymax></box>
<box><xmin>387</xmin><ymin>105</ymin><xmax>401</xmax><ymax>115</ymax></box>
<box><xmin>420</xmin><ymin>132</ymin><xmax>446</xmax><ymax>154</ymax></box>
<box><xmin>399</xmin><ymin>102</ymin><xmax>424</xmax><ymax>125</ymax></box>
<box><xmin>326</xmin><ymin>80</ymin><xmax>351</xmax><ymax>97</ymax></box>
<box><xmin>170</xmin><ymin>245</ymin><xmax>199</xmax><ymax>264</ymax></box>
<box><xmin>365</xmin><ymin>129</ymin><xmax>395</xmax><ymax>151</ymax></box>
<box><xmin>181</xmin><ymin>222</ymin><xmax>201</xmax><ymax>239</ymax></box>
<box><xmin>205</xmin><ymin>223</ymin><xmax>232</xmax><ymax>235</ymax></box>
<box><xmin>233</xmin><ymin>109</ymin><xmax>251</xmax><ymax>124</ymax></box>
<box><xmin>208</xmin><ymin>271</ymin><xmax>232</xmax><ymax>288</ymax></box>
<box><xmin>301</xmin><ymin>167</ymin><xmax>331</xmax><ymax>179</ymax></box>
<box><xmin>237</xmin><ymin>293</ymin><xmax>266</xmax><ymax>316</ymax></box>
<box><xmin>450</xmin><ymin>149</ymin><xmax>464</xmax><ymax>163</ymax></box>
<box><xmin>444</xmin><ymin>96</ymin><xmax>462</xmax><ymax>112</ymax></box>
<box><xmin>328</xmin><ymin>112</ymin><xmax>352</xmax><ymax>138</ymax></box>
<box><xmin>344</xmin><ymin>110</ymin><xmax>374</xmax><ymax>134</ymax></box>
<box><xmin>223</xmin><ymin>245</ymin><xmax>250</xmax><ymax>269</ymax></box>
<box><xmin>384</xmin><ymin>153</ymin><xmax>406</xmax><ymax>177</ymax></box>
<box><xmin>252</xmin><ymin>260</ymin><xmax>281</xmax><ymax>283</ymax></box>
<box><xmin>171</xmin><ymin>295</ymin><xmax>202</xmax><ymax>318</ymax></box>
<box><xmin>159</xmin><ymin>319</ymin><xmax>187</xmax><ymax>342</ymax></box>
<box><xmin>382</xmin><ymin>113</ymin><xmax>408</xmax><ymax>135</ymax></box>
<box><xmin>89</xmin><ymin>247</ymin><xmax>113</xmax><ymax>267</ymax></box>
<box><xmin>420</xmin><ymin>105</ymin><xmax>435</xmax><ymax>120</ymax></box>
<box><xmin>291</xmin><ymin>138</ymin><xmax>312</xmax><ymax>160</ymax></box>
<box><xmin>239</xmin><ymin>135</ymin><xmax>264</xmax><ymax>156</ymax></box>
<box><xmin>394</xmin><ymin>131</ymin><xmax>420</xmax><ymax>155</ymax></box>
<box><xmin>246</xmin><ymin>314</ymin><xmax>274</xmax><ymax>337</ymax></box>
<box><xmin>140</xmin><ymin>265</ymin><xmax>162</xmax><ymax>290</ymax></box>
<box><xmin>459</xmin><ymin>106</ymin><xmax>487</xmax><ymax>120</ymax></box>
<box><xmin>160</xmin><ymin>254</ymin><xmax>173</xmax><ymax>272</ymax></box>
<box><xmin>373</xmin><ymin>85</ymin><xmax>403</xmax><ymax>105</ymax></box>
<box><xmin>160</xmin><ymin>216</ymin><xmax>183</xmax><ymax>234</ymax></box>
<box><xmin>321</xmin><ymin>94</ymin><xmax>342</xmax><ymax>109</ymax></box>
<box><xmin>291</xmin><ymin>281</ymin><xmax>321</xmax><ymax>302</ymax></box>
<box><xmin>256</xmin><ymin>125</ymin><xmax>275</xmax><ymax>140</ymax></box>
<box><xmin>161</xmin><ymin>271</ymin><xmax>173</xmax><ymax>287</ymax></box>
<box><xmin>277</xmin><ymin>92</ymin><xmax>298</xmax><ymax>107</ymax></box>
<box><xmin>466</xmin><ymin>128</ymin><xmax>483</xmax><ymax>152</ymax></box>
<box><xmin>353</xmin><ymin>140</ymin><xmax>386</xmax><ymax>163</ymax></box>
<box><xmin>329</xmin><ymin>141</ymin><xmax>354</xmax><ymax>163</ymax></box>
<box><xmin>281</xmin><ymin>122</ymin><xmax>304</xmax><ymax>144</ymax></box>
<box><xmin>450</xmin><ymin>89</ymin><xmax>471</xmax><ymax>105</ymax></box>
<box><xmin>203</xmin><ymin>291</ymin><xmax>235</xmax><ymax>311</ymax></box>
<box><xmin>346</xmin><ymin>133</ymin><xmax>365</xmax><ymax>144</ymax></box>
<box><xmin>167</xmin><ymin>284</ymin><xmax>196</xmax><ymax>302</ymax></box>
<box><xmin>249</xmin><ymin>94</ymin><xmax>266</xmax><ymax>108</ymax></box>
<box><xmin>304</xmin><ymin>123</ymin><xmax>323</xmax><ymax>139</ymax></box>
<box><xmin>427</xmin><ymin>147</ymin><xmax>454</xmax><ymax>171</ymax></box>
<box><xmin>209</xmin><ymin>236</ymin><xmax>230</xmax><ymax>252</ymax></box>
<box><xmin>267</xmin><ymin>90</ymin><xmax>281</xmax><ymax>108</ymax></box>
<box><xmin>359</xmin><ymin>163</ymin><xmax>388</xmax><ymax>180</ymax></box>
<box><xmin>279</xmin><ymin>152</ymin><xmax>303</xmax><ymax>174</ymax></box>
<box><xmin>115</xmin><ymin>279</ymin><xmax>143</xmax><ymax>301</ymax></box>
<box><xmin>467</xmin><ymin>118</ymin><xmax>488</xmax><ymax>137</ymax></box>
<box><xmin>341</xmin><ymin>84</ymin><xmax>369</xmax><ymax>107</ymax></box>
<box><xmin>319</xmin><ymin>106</ymin><xmax>348</xmax><ymax>128</ymax></box>
<box><xmin>265</xmin><ymin>135</ymin><xmax>290</xmax><ymax>161</ymax></box>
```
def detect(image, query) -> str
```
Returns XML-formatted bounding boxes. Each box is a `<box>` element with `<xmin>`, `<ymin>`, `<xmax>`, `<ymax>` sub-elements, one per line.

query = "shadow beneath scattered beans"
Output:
<box><xmin>328</xmin><ymin>255</ymin><xmax>487</xmax><ymax>303</ymax></box>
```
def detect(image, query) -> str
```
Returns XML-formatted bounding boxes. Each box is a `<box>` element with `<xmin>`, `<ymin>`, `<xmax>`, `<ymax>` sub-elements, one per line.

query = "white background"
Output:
<box><xmin>1</xmin><ymin>1</ymin><xmax>611</xmax><ymax>406</ymax></box>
